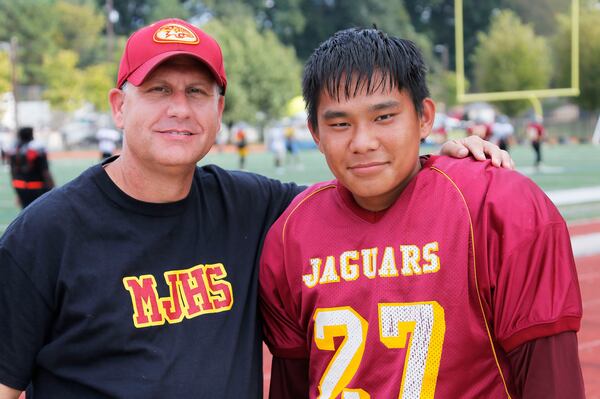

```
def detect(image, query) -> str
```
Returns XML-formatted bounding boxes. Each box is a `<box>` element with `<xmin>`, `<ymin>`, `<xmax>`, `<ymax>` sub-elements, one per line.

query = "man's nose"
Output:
<box><xmin>167</xmin><ymin>91</ymin><xmax>192</xmax><ymax>118</ymax></box>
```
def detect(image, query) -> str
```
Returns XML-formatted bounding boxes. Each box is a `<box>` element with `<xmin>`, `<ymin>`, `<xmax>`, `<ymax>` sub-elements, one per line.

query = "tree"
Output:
<box><xmin>472</xmin><ymin>10</ymin><xmax>552</xmax><ymax>115</ymax></box>
<box><xmin>428</xmin><ymin>70</ymin><xmax>468</xmax><ymax>109</ymax></box>
<box><xmin>0</xmin><ymin>0</ymin><xmax>59</xmax><ymax>85</ymax></box>
<box><xmin>52</xmin><ymin>0</ymin><xmax>107</xmax><ymax>66</ymax></box>
<box><xmin>146</xmin><ymin>0</ymin><xmax>189</xmax><ymax>24</ymax></box>
<box><xmin>204</xmin><ymin>16</ymin><xmax>302</xmax><ymax>130</ymax></box>
<box><xmin>95</xmin><ymin>0</ymin><xmax>192</xmax><ymax>35</ymax></box>
<box><xmin>81</xmin><ymin>63</ymin><xmax>115</xmax><ymax>112</ymax></box>
<box><xmin>207</xmin><ymin>0</ymin><xmax>427</xmax><ymax>62</ymax></box>
<box><xmin>553</xmin><ymin>7</ymin><xmax>600</xmax><ymax>111</ymax></box>
<box><xmin>405</xmin><ymin>0</ymin><xmax>502</xmax><ymax>73</ymax></box>
<box><xmin>42</xmin><ymin>50</ymin><xmax>84</xmax><ymax>112</ymax></box>
<box><xmin>288</xmin><ymin>0</ymin><xmax>427</xmax><ymax>61</ymax></box>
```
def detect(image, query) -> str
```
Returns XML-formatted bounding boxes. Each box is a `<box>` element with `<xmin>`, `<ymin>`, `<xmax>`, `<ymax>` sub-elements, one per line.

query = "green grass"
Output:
<box><xmin>2</xmin><ymin>143</ymin><xmax>599</xmax><ymax>233</ymax></box>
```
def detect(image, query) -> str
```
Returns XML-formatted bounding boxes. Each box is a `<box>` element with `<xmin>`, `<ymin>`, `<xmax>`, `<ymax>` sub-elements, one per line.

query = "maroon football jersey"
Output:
<box><xmin>259</xmin><ymin>156</ymin><xmax>581</xmax><ymax>398</ymax></box>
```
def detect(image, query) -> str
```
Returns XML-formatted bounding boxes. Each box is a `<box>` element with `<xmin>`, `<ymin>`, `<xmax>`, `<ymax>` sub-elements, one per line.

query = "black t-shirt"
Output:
<box><xmin>0</xmin><ymin>161</ymin><xmax>301</xmax><ymax>398</ymax></box>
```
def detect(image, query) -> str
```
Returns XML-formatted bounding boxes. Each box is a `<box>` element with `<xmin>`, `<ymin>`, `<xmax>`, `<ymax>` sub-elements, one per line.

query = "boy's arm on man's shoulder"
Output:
<box><xmin>438</xmin><ymin>135</ymin><xmax>514</xmax><ymax>169</ymax></box>
<box><xmin>268</xmin><ymin>357</ymin><xmax>309</xmax><ymax>399</ymax></box>
<box><xmin>0</xmin><ymin>383</ymin><xmax>21</xmax><ymax>399</ymax></box>
<box><xmin>507</xmin><ymin>331</ymin><xmax>585</xmax><ymax>398</ymax></box>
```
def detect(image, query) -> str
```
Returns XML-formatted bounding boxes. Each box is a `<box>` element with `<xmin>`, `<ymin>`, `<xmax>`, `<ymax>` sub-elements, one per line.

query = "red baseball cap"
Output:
<box><xmin>116</xmin><ymin>18</ymin><xmax>227</xmax><ymax>93</ymax></box>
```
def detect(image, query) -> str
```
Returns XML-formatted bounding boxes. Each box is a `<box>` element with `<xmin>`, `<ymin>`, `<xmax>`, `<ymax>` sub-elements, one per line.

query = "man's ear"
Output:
<box><xmin>419</xmin><ymin>98</ymin><xmax>436</xmax><ymax>141</ymax></box>
<box><xmin>216</xmin><ymin>94</ymin><xmax>225</xmax><ymax>125</ymax></box>
<box><xmin>308</xmin><ymin>121</ymin><xmax>323</xmax><ymax>153</ymax></box>
<box><xmin>109</xmin><ymin>88</ymin><xmax>126</xmax><ymax>129</ymax></box>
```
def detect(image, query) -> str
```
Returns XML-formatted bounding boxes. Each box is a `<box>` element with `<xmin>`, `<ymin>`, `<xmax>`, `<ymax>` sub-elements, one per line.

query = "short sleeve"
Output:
<box><xmin>259</xmin><ymin>221</ymin><xmax>308</xmax><ymax>359</ymax></box>
<box><xmin>491</xmin><ymin>216</ymin><xmax>582</xmax><ymax>352</ymax></box>
<box><xmin>0</xmin><ymin>245</ymin><xmax>53</xmax><ymax>390</ymax></box>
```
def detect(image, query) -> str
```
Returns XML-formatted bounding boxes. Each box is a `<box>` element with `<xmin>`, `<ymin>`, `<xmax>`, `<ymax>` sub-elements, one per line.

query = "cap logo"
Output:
<box><xmin>153</xmin><ymin>23</ymin><xmax>199</xmax><ymax>44</ymax></box>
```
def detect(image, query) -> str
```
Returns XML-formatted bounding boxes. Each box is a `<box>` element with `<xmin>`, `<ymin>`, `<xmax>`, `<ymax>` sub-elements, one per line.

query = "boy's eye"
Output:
<box><xmin>329</xmin><ymin>122</ymin><xmax>350</xmax><ymax>128</ymax></box>
<box><xmin>375</xmin><ymin>114</ymin><xmax>394</xmax><ymax>122</ymax></box>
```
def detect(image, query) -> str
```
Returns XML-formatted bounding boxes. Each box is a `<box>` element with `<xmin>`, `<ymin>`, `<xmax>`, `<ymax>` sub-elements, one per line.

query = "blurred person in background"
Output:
<box><xmin>6</xmin><ymin>126</ymin><xmax>55</xmax><ymax>209</ymax></box>
<box><xmin>527</xmin><ymin>116</ymin><xmax>545</xmax><ymax>170</ymax></box>
<box><xmin>284</xmin><ymin>125</ymin><xmax>302</xmax><ymax>169</ymax></box>
<box><xmin>96</xmin><ymin>126</ymin><xmax>121</xmax><ymax>160</ymax></box>
<box><xmin>235</xmin><ymin>125</ymin><xmax>248</xmax><ymax>169</ymax></box>
<box><xmin>491</xmin><ymin>114</ymin><xmax>514</xmax><ymax>152</ymax></box>
<box><xmin>269</xmin><ymin>123</ymin><xmax>286</xmax><ymax>173</ymax></box>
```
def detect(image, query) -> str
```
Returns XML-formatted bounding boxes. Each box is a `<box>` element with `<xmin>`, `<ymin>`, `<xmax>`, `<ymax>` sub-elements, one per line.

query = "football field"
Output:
<box><xmin>2</xmin><ymin>143</ymin><xmax>600</xmax><ymax>398</ymax></box>
<box><xmin>1</xmin><ymin>143</ymin><xmax>599</xmax><ymax>229</ymax></box>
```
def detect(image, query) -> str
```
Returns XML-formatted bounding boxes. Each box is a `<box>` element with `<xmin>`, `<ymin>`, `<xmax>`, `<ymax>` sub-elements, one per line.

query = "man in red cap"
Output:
<box><xmin>0</xmin><ymin>18</ymin><xmax>512</xmax><ymax>398</ymax></box>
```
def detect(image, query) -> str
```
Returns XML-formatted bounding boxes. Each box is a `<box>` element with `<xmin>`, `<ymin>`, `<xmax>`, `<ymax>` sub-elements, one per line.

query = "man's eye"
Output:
<box><xmin>149</xmin><ymin>86</ymin><xmax>168</xmax><ymax>93</ymax></box>
<box><xmin>188</xmin><ymin>87</ymin><xmax>209</xmax><ymax>95</ymax></box>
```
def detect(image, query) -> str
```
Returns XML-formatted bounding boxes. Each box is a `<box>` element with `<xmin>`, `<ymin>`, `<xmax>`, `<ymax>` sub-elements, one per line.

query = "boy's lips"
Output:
<box><xmin>348</xmin><ymin>161</ymin><xmax>389</xmax><ymax>174</ymax></box>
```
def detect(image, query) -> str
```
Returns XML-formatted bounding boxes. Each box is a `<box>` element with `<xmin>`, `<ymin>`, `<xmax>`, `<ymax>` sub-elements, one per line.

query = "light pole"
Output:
<box><xmin>9</xmin><ymin>37</ymin><xmax>18</xmax><ymax>130</ymax></box>
<box><xmin>106</xmin><ymin>0</ymin><xmax>120</xmax><ymax>63</ymax></box>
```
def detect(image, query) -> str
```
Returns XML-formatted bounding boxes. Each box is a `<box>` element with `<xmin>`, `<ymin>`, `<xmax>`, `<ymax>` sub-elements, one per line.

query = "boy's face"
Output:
<box><xmin>310</xmin><ymin>82</ymin><xmax>435</xmax><ymax>211</ymax></box>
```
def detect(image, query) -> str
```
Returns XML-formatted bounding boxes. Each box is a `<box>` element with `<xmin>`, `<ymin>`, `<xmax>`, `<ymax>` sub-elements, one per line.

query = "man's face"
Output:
<box><xmin>110</xmin><ymin>55</ymin><xmax>224</xmax><ymax>170</ymax></box>
<box><xmin>310</xmin><ymin>82</ymin><xmax>434</xmax><ymax>211</ymax></box>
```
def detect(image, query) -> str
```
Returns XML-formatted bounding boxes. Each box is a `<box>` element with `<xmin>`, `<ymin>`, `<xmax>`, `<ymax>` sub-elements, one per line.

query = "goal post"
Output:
<box><xmin>454</xmin><ymin>0</ymin><xmax>580</xmax><ymax>112</ymax></box>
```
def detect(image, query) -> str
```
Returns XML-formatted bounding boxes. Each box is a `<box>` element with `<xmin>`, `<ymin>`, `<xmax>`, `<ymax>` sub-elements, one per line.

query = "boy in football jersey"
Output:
<box><xmin>259</xmin><ymin>28</ymin><xmax>584</xmax><ymax>398</ymax></box>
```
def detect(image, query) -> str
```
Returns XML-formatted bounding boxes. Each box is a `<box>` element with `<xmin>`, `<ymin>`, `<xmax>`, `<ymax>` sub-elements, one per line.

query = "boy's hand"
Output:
<box><xmin>439</xmin><ymin>136</ymin><xmax>515</xmax><ymax>169</ymax></box>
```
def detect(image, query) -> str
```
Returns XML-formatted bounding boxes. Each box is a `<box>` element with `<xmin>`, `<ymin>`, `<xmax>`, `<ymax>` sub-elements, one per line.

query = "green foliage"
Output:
<box><xmin>472</xmin><ymin>10</ymin><xmax>552</xmax><ymax>115</ymax></box>
<box><xmin>204</xmin><ymin>16</ymin><xmax>302</xmax><ymax>127</ymax></box>
<box><xmin>95</xmin><ymin>0</ymin><xmax>193</xmax><ymax>35</ymax></box>
<box><xmin>81</xmin><ymin>63</ymin><xmax>115</xmax><ymax>112</ymax></box>
<box><xmin>0</xmin><ymin>0</ymin><xmax>59</xmax><ymax>85</ymax></box>
<box><xmin>293</xmin><ymin>0</ymin><xmax>425</xmax><ymax>61</ymax></box>
<box><xmin>553</xmin><ymin>7</ymin><xmax>600</xmax><ymax>110</ymax></box>
<box><xmin>42</xmin><ymin>50</ymin><xmax>84</xmax><ymax>111</ymax></box>
<box><xmin>504</xmin><ymin>0</ymin><xmax>570</xmax><ymax>36</ymax></box>
<box><xmin>429</xmin><ymin>70</ymin><xmax>468</xmax><ymax>109</ymax></box>
<box><xmin>146</xmin><ymin>0</ymin><xmax>190</xmax><ymax>23</ymax></box>
<box><xmin>52</xmin><ymin>0</ymin><xmax>106</xmax><ymax>66</ymax></box>
<box><xmin>405</xmin><ymin>0</ymin><xmax>501</xmax><ymax>72</ymax></box>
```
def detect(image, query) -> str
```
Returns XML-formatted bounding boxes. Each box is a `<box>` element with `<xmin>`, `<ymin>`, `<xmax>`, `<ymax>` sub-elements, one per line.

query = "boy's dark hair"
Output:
<box><xmin>302</xmin><ymin>28</ymin><xmax>430</xmax><ymax>130</ymax></box>
<box><xmin>18</xmin><ymin>126</ymin><xmax>34</xmax><ymax>143</ymax></box>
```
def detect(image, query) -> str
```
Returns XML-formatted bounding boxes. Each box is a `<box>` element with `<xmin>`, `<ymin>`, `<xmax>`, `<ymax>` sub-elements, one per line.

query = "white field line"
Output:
<box><xmin>571</xmin><ymin>233</ymin><xmax>600</xmax><ymax>258</ymax></box>
<box><xmin>547</xmin><ymin>186</ymin><xmax>600</xmax><ymax>206</ymax></box>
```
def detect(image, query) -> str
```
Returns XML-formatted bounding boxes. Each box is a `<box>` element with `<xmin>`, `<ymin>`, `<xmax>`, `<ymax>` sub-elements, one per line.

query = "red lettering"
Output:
<box><xmin>179</xmin><ymin>266</ymin><xmax>214</xmax><ymax>316</ymax></box>
<box><xmin>205</xmin><ymin>264</ymin><xmax>233</xmax><ymax>309</ymax></box>
<box><xmin>160</xmin><ymin>272</ymin><xmax>184</xmax><ymax>323</ymax></box>
<box><xmin>123</xmin><ymin>276</ymin><xmax>164</xmax><ymax>326</ymax></box>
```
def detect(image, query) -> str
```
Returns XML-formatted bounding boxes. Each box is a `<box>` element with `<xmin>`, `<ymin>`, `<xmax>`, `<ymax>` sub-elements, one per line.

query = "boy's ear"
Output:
<box><xmin>308</xmin><ymin>122</ymin><xmax>323</xmax><ymax>153</ymax></box>
<box><xmin>419</xmin><ymin>98</ymin><xmax>436</xmax><ymax>141</ymax></box>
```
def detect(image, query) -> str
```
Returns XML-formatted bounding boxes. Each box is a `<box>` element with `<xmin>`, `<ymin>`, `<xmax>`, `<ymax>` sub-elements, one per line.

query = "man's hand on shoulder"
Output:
<box><xmin>439</xmin><ymin>136</ymin><xmax>515</xmax><ymax>169</ymax></box>
<box><xmin>0</xmin><ymin>383</ymin><xmax>21</xmax><ymax>399</ymax></box>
